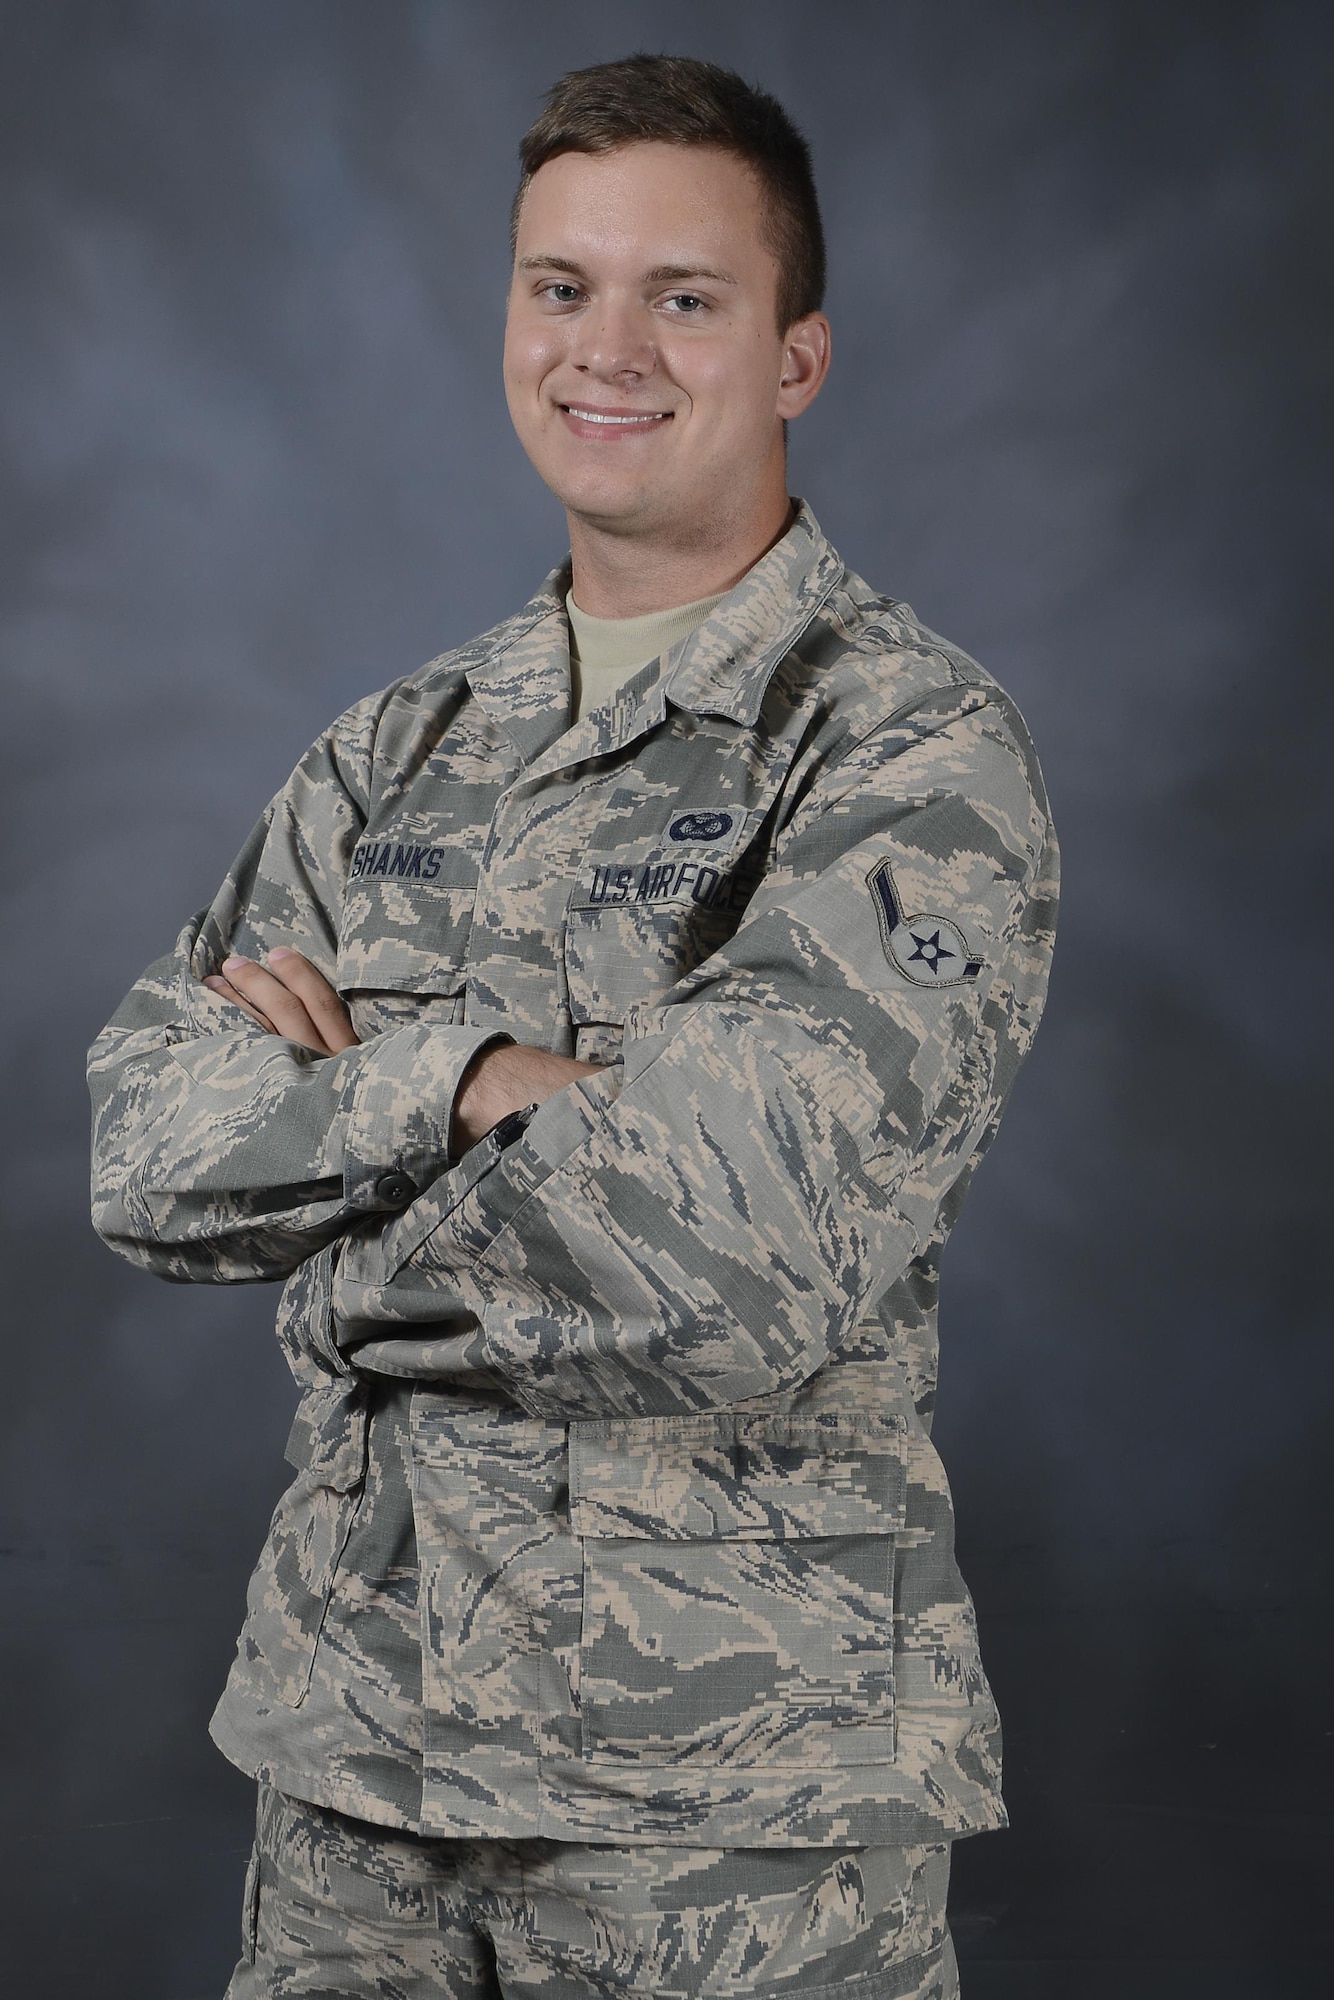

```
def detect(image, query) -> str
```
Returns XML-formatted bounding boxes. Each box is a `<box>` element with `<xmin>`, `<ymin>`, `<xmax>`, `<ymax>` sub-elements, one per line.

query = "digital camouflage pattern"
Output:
<box><xmin>89</xmin><ymin>504</ymin><xmax>1058</xmax><ymax>1846</ymax></box>
<box><xmin>227</xmin><ymin>1782</ymin><xmax>959</xmax><ymax>1999</ymax></box>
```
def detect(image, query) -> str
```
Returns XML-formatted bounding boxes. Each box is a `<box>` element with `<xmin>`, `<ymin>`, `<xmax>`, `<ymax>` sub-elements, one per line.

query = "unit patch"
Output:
<box><xmin>867</xmin><ymin>858</ymin><xmax>982</xmax><ymax>986</ymax></box>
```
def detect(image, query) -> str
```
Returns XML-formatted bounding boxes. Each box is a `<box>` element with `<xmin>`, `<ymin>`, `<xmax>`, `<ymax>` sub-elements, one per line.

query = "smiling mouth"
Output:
<box><xmin>560</xmin><ymin>404</ymin><xmax>672</xmax><ymax>427</ymax></box>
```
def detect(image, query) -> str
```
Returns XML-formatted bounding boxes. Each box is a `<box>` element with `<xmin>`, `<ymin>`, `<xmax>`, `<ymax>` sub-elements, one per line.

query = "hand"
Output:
<box><xmin>202</xmin><ymin>947</ymin><xmax>360</xmax><ymax>1055</ymax></box>
<box><xmin>451</xmin><ymin>1041</ymin><xmax>603</xmax><ymax>1156</ymax></box>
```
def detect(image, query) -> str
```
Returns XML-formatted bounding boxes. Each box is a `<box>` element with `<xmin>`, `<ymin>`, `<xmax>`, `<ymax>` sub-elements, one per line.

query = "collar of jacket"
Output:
<box><xmin>463</xmin><ymin>501</ymin><xmax>845</xmax><ymax>765</ymax></box>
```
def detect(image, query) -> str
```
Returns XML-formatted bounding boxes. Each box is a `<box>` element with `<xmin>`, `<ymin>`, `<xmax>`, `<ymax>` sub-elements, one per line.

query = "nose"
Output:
<box><xmin>570</xmin><ymin>294</ymin><xmax>655</xmax><ymax>382</ymax></box>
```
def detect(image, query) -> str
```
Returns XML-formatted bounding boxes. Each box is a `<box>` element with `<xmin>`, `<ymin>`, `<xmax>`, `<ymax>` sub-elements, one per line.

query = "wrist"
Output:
<box><xmin>449</xmin><ymin>1037</ymin><xmax>516</xmax><ymax>1161</ymax></box>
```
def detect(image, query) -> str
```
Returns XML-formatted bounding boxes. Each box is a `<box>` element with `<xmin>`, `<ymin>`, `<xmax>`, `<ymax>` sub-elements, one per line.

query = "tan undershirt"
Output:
<box><xmin>566</xmin><ymin>588</ymin><xmax>724</xmax><ymax>723</ymax></box>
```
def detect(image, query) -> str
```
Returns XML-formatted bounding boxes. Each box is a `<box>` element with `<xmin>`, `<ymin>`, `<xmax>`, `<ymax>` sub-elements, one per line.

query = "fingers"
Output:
<box><xmin>203</xmin><ymin>949</ymin><xmax>359</xmax><ymax>1055</ymax></box>
<box><xmin>263</xmin><ymin>947</ymin><xmax>360</xmax><ymax>1052</ymax></box>
<box><xmin>201</xmin><ymin>974</ymin><xmax>276</xmax><ymax>1034</ymax></box>
<box><xmin>210</xmin><ymin>957</ymin><xmax>326</xmax><ymax>1050</ymax></box>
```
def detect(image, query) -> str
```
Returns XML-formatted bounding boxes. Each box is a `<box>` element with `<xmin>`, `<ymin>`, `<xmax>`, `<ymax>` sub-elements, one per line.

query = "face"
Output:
<box><xmin>504</xmin><ymin>142</ymin><xmax>827</xmax><ymax>552</ymax></box>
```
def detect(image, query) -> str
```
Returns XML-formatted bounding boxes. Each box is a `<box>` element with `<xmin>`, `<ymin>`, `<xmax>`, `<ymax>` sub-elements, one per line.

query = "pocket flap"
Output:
<box><xmin>282</xmin><ymin>1379</ymin><xmax>368</xmax><ymax>1492</ymax></box>
<box><xmin>568</xmin><ymin>1411</ymin><xmax>907</xmax><ymax>1541</ymax></box>
<box><xmin>336</xmin><ymin>912</ymin><xmax>473</xmax><ymax>997</ymax></box>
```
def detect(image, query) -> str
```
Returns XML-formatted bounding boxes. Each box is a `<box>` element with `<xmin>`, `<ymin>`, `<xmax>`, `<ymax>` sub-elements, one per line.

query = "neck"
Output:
<box><xmin>566</xmin><ymin>485</ymin><xmax>795</xmax><ymax>619</ymax></box>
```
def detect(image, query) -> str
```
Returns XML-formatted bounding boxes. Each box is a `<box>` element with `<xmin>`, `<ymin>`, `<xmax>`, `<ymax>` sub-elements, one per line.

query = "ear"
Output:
<box><xmin>776</xmin><ymin>313</ymin><xmax>831</xmax><ymax>420</ymax></box>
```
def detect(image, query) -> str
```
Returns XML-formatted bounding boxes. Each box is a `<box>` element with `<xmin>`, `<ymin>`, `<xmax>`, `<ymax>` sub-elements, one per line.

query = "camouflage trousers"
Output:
<box><xmin>225</xmin><ymin>1784</ymin><xmax>960</xmax><ymax>1999</ymax></box>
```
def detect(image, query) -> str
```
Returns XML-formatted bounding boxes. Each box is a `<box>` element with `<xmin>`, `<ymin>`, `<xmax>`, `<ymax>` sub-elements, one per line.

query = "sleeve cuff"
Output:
<box><xmin>339</xmin><ymin>1022</ymin><xmax>511</xmax><ymax>1213</ymax></box>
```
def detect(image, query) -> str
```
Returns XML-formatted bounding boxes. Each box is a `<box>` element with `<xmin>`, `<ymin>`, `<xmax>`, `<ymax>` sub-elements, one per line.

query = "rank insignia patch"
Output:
<box><xmin>867</xmin><ymin>859</ymin><xmax>983</xmax><ymax>986</ymax></box>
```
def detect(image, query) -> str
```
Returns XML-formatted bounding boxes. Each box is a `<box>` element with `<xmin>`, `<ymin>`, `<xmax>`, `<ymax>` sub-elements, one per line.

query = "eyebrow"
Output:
<box><xmin>643</xmin><ymin>263</ymin><xmax>737</xmax><ymax>287</ymax></box>
<box><xmin>517</xmin><ymin>254</ymin><xmax>737</xmax><ymax>287</ymax></box>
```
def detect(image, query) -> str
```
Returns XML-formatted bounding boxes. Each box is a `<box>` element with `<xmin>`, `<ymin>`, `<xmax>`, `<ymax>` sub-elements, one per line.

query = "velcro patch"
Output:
<box><xmin>667</xmin><ymin>808</ymin><xmax>735</xmax><ymax>844</ymax></box>
<box><xmin>867</xmin><ymin>859</ymin><xmax>982</xmax><ymax>987</ymax></box>
<box><xmin>349</xmin><ymin>838</ymin><xmax>446</xmax><ymax>882</ymax></box>
<box><xmin>578</xmin><ymin>856</ymin><xmax>754</xmax><ymax>915</ymax></box>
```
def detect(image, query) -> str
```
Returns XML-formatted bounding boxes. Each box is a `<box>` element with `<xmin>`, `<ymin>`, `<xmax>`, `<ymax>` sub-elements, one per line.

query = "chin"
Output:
<box><xmin>556</xmin><ymin>478</ymin><xmax>661</xmax><ymax>530</ymax></box>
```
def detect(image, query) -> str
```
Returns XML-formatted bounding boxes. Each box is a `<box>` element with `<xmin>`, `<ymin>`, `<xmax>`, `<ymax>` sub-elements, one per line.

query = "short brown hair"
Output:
<box><xmin>512</xmin><ymin>54</ymin><xmax>826</xmax><ymax>332</ymax></box>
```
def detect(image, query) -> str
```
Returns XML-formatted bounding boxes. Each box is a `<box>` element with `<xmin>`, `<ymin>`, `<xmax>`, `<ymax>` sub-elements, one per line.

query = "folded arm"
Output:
<box><xmin>87</xmin><ymin>697</ymin><xmax>508</xmax><ymax>1284</ymax></box>
<box><xmin>331</xmin><ymin>691</ymin><xmax>1056</xmax><ymax>1418</ymax></box>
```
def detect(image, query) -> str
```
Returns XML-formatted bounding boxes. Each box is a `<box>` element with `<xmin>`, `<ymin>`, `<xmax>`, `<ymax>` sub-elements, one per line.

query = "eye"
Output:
<box><xmin>664</xmin><ymin>292</ymin><xmax>707</xmax><ymax>315</ymax></box>
<box><xmin>541</xmin><ymin>282</ymin><xmax>582</xmax><ymax>306</ymax></box>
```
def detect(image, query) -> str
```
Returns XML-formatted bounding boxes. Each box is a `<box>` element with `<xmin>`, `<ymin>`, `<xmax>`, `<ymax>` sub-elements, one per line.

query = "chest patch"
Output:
<box><xmin>868</xmin><ymin>858</ymin><xmax>983</xmax><ymax>987</ymax></box>
<box><xmin>580</xmin><ymin>856</ymin><xmax>754</xmax><ymax>915</ymax></box>
<box><xmin>349</xmin><ymin>838</ymin><xmax>447</xmax><ymax>883</ymax></box>
<box><xmin>667</xmin><ymin>808</ymin><xmax>734</xmax><ymax>844</ymax></box>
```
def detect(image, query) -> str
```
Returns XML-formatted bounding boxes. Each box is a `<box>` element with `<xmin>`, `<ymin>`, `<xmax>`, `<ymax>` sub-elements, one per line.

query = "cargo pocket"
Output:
<box><xmin>235</xmin><ymin>1379</ymin><xmax>369</xmax><ymax>1708</ymax></box>
<box><xmin>569</xmin><ymin>1411</ymin><xmax>906</xmax><ymax>1768</ymax></box>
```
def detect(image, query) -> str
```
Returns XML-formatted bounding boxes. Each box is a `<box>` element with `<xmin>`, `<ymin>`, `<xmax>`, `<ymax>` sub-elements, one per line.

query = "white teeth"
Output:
<box><xmin>565</xmin><ymin>408</ymin><xmax>668</xmax><ymax>424</ymax></box>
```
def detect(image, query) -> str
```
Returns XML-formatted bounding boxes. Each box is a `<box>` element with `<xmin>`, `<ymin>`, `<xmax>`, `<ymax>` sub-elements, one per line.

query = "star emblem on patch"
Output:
<box><xmin>887</xmin><ymin>914</ymin><xmax>982</xmax><ymax>987</ymax></box>
<box><xmin>905</xmin><ymin>924</ymin><xmax>955</xmax><ymax>971</ymax></box>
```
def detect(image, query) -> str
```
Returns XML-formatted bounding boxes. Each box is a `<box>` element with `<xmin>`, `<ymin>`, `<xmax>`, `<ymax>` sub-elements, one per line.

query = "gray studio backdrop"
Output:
<box><xmin>2</xmin><ymin>2</ymin><xmax>1330</xmax><ymax>1995</ymax></box>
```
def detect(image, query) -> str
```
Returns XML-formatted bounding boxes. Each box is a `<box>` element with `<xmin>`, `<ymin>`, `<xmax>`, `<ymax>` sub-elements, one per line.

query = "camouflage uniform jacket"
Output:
<box><xmin>89</xmin><ymin>504</ymin><xmax>1058</xmax><ymax>1848</ymax></box>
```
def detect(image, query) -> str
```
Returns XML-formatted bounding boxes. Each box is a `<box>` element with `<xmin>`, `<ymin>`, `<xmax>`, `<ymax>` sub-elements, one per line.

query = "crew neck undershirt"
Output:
<box><xmin>566</xmin><ymin>588</ymin><xmax>724</xmax><ymax>723</ymax></box>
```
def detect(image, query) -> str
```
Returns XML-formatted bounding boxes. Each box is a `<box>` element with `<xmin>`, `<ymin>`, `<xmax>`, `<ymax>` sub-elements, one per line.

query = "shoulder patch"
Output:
<box><xmin>867</xmin><ymin>859</ymin><xmax>983</xmax><ymax>987</ymax></box>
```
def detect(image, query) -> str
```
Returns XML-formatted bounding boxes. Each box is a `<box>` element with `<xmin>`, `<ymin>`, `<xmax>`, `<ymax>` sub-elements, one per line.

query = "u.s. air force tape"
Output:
<box><xmin>867</xmin><ymin>858</ymin><xmax>983</xmax><ymax>987</ymax></box>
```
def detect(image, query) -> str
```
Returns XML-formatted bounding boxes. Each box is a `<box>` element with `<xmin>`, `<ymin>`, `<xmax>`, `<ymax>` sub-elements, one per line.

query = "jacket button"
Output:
<box><xmin>374</xmin><ymin>1170</ymin><xmax>416</xmax><ymax>1204</ymax></box>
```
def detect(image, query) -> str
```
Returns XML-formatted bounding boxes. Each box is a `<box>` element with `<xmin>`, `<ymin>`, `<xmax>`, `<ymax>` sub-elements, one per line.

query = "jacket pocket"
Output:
<box><xmin>564</xmin><ymin>899</ymin><xmax>739</xmax><ymax>1026</ymax></box>
<box><xmin>236</xmin><ymin>1379</ymin><xmax>369</xmax><ymax>1708</ymax></box>
<box><xmin>569</xmin><ymin>1411</ymin><xmax>906</xmax><ymax>1768</ymax></box>
<box><xmin>337</xmin><ymin>850</ymin><xmax>479</xmax><ymax>1037</ymax></box>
